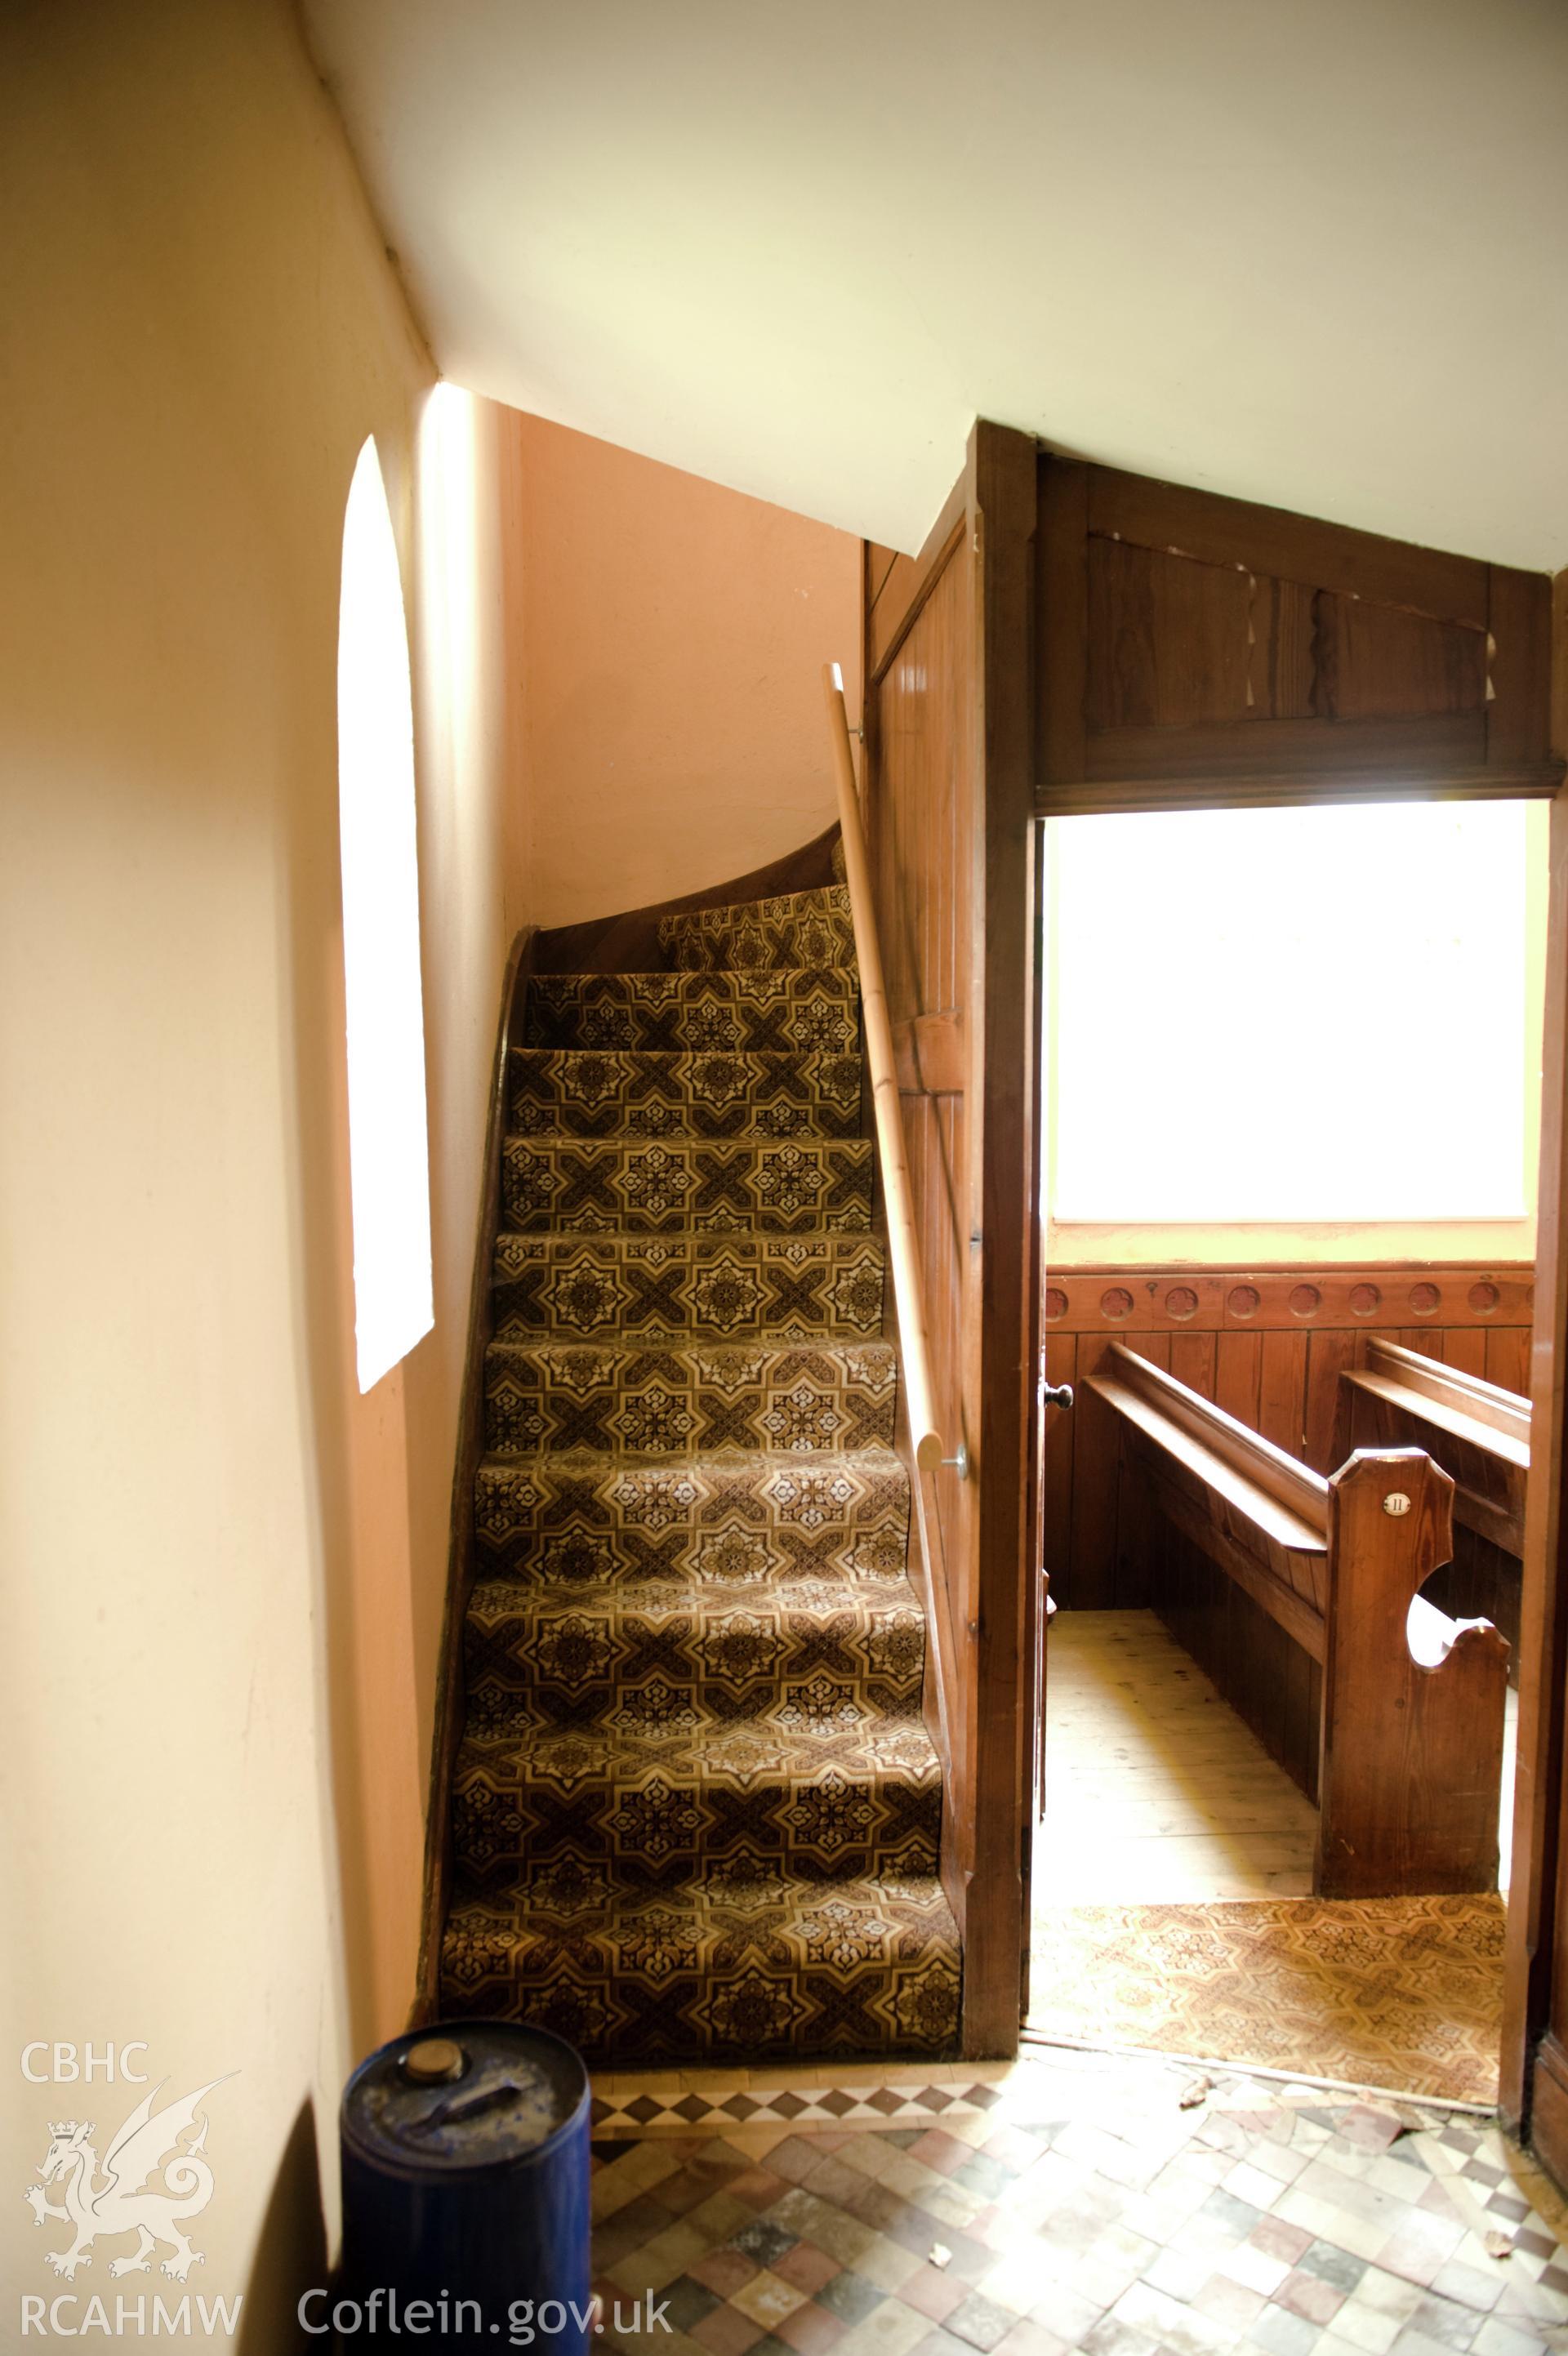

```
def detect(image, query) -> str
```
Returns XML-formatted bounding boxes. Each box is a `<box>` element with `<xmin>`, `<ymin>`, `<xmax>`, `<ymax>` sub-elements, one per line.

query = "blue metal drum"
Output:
<box><xmin>337</xmin><ymin>2020</ymin><xmax>591</xmax><ymax>2354</ymax></box>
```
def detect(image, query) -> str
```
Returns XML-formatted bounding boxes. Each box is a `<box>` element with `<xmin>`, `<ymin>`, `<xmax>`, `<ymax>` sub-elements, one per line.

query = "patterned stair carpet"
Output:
<box><xmin>1027</xmin><ymin>1895</ymin><xmax>1505</xmax><ymax>2104</ymax></box>
<box><xmin>441</xmin><ymin>880</ymin><xmax>961</xmax><ymax>2064</ymax></box>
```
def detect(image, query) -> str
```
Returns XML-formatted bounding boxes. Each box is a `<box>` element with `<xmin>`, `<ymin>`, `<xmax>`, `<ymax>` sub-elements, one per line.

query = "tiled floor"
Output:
<box><xmin>590</xmin><ymin>2048</ymin><xmax>1568</xmax><ymax>2356</ymax></box>
<box><xmin>1035</xmin><ymin>1614</ymin><xmax>1519</xmax><ymax>1908</ymax></box>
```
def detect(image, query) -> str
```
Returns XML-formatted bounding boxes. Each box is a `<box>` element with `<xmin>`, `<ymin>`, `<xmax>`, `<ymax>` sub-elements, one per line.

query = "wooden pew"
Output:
<box><xmin>1085</xmin><ymin>1341</ymin><xmax>1510</xmax><ymax>1899</ymax></box>
<box><xmin>1335</xmin><ymin>1337</ymin><xmax>1528</xmax><ymax>1659</ymax></box>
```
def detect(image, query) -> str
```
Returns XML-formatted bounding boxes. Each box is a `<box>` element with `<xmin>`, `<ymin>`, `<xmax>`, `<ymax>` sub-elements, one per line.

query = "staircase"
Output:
<box><xmin>439</xmin><ymin>873</ymin><xmax>960</xmax><ymax>2064</ymax></box>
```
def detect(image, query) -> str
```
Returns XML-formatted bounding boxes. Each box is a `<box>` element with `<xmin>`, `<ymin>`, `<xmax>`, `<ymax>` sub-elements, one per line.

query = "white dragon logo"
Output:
<box><xmin>24</xmin><ymin>2078</ymin><xmax>232</xmax><ymax>2283</ymax></box>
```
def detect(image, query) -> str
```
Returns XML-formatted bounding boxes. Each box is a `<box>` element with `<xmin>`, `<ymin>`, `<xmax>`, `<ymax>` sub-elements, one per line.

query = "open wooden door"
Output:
<box><xmin>1504</xmin><ymin>589</ymin><xmax>1568</xmax><ymax>2162</ymax></box>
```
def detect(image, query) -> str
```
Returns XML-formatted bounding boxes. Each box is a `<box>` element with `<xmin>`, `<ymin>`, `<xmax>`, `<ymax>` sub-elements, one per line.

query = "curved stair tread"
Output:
<box><xmin>522</xmin><ymin>964</ymin><xmax>862</xmax><ymax>1054</ymax></box>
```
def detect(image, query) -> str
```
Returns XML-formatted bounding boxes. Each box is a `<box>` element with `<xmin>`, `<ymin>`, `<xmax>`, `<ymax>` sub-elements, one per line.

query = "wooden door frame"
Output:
<box><xmin>876</xmin><ymin>437</ymin><xmax>1566</xmax><ymax>2107</ymax></box>
<box><xmin>1022</xmin><ymin>757</ymin><xmax>1568</xmax><ymax>2145</ymax></box>
<box><xmin>1504</xmin><ymin>596</ymin><xmax>1568</xmax><ymax>2156</ymax></box>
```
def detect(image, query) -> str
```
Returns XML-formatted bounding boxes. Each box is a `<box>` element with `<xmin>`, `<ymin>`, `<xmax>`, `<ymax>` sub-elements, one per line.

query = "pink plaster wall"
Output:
<box><xmin>509</xmin><ymin>413</ymin><xmax>862</xmax><ymax>926</ymax></box>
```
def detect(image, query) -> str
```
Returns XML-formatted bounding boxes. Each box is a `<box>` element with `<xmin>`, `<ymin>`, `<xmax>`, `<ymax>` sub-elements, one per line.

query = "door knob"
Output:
<box><xmin>1040</xmin><ymin>1383</ymin><xmax>1075</xmax><ymax>1411</ymax></box>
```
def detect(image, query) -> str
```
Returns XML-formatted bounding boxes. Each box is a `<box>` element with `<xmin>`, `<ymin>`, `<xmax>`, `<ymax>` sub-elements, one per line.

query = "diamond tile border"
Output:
<box><xmin>593</xmin><ymin>2078</ymin><xmax>1009</xmax><ymax>2138</ymax></box>
<box><xmin>588</xmin><ymin>2042</ymin><xmax>1568</xmax><ymax>2356</ymax></box>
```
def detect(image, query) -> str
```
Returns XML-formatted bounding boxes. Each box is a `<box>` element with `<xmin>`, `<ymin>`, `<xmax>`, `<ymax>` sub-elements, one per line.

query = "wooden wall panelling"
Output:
<box><xmin>1169</xmin><ymin>1329</ymin><xmax>1217</xmax><ymax>1401</ymax></box>
<box><xmin>1306</xmin><ymin>1330</ymin><xmax>1359</xmax><ymax>1475</ymax></box>
<box><xmin>1045</xmin><ymin>1265</ymin><xmax>1536</xmax><ymax>1334</ymax></box>
<box><xmin>1490</xmin><ymin>1326</ymin><xmax>1532</xmax><ymax>1396</ymax></box>
<box><xmin>871</xmin><ymin>540</ymin><xmax>973</xmax><ymax>1903</ymax></box>
<box><xmin>866</xmin><ymin>483</ymin><xmax>969</xmax><ymax>681</ymax></box>
<box><xmin>1085</xmin><ymin>469</ymin><xmax>1490</xmax><ymax>623</ymax></box>
<box><xmin>1443</xmin><ymin>1329</ymin><xmax>1491</xmax><ymax>1381</ymax></box>
<box><xmin>1085</xmin><ymin>714</ymin><xmax>1488</xmax><ymax>791</ymax></box>
<box><xmin>1066</xmin><ymin>1350</ymin><xmax>1120</xmax><ymax>1611</ymax></box>
<box><xmin>865</xmin><ymin>420</ymin><xmax>1038</xmax><ymax>2058</ymax></box>
<box><xmin>1215</xmin><ymin>1331</ymin><xmax>1263</xmax><ymax>1428</ymax></box>
<box><xmin>1258</xmin><ymin>1331</ymin><xmax>1308</xmax><ymax>1456</ymax></box>
<box><xmin>1111</xmin><ymin>1331</ymin><xmax>1167</xmax><ymax>1609</ymax></box>
<box><xmin>1040</xmin><ymin>1265</ymin><xmax>1535</xmax><ymax>1609</ymax></box>
<box><xmin>1489</xmin><ymin>567</ymin><xmax>1554</xmax><ymax>772</ymax></box>
<box><xmin>866</xmin><ymin>501</ymin><xmax>975</xmax><ymax>1936</ymax></box>
<box><xmin>1034</xmin><ymin>461</ymin><xmax>1561</xmax><ymax>808</ymax></box>
<box><xmin>1037</xmin><ymin>460</ymin><xmax>1088</xmax><ymax>788</ymax></box>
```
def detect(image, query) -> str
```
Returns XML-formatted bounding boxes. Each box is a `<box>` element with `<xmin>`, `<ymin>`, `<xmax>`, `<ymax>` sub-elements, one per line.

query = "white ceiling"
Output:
<box><xmin>304</xmin><ymin>0</ymin><xmax>1568</xmax><ymax>568</ymax></box>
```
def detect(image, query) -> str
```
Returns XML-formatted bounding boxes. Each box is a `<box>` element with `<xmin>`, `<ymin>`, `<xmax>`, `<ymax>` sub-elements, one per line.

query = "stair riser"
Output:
<box><xmin>522</xmin><ymin>971</ymin><xmax>859</xmax><ymax>1053</ymax></box>
<box><xmin>473</xmin><ymin>1459</ymin><xmax>911</xmax><ymax>1588</ymax></box>
<box><xmin>464</xmin><ymin>1596</ymin><xmax>926</xmax><ymax>1724</ymax></box>
<box><xmin>508</xmin><ymin>1049</ymin><xmax>863</xmax><ymax>1140</ymax></box>
<box><xmin>660</xmin><ymin>886</ymin><xmax>855</xmax><ymax>973</ymax></box>
<box><xmin>501</xmin><ymin>1138</ymin><xmax>873</xmax><ymax>1235</ymax></box>
<box><xmin>451</xmin><ymin>1746</ymin><xmax>942</xmax><ymax>1890</ymax></box>
<box><xmin>483</xmin><ymin>1344</ymin><xmax>896</xmax><ymax>1457</ymax></box>
<box><xmin>440</xmin><ymin>1917</ymin><xmax>960</xmax><ymax>2064</ymax></box>
<box><xmin>490</xmin><ymin>1237</ymin><xmax>887</xmax><ymax>1343</ymax></box>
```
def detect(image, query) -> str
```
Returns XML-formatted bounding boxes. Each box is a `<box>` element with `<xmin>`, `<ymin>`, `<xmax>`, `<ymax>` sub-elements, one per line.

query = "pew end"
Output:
<box><xmin>1316</xmin><ymin>1448</ymin><xmax>1509</xmax><ymax>1899</ymax></box>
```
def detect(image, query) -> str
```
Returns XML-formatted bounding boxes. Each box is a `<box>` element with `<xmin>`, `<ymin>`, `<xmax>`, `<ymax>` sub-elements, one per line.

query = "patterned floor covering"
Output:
<box><xmin>589</xmin><ymin>2046</ymin><xmax>1568</xmax><ymax>2356</ymax></box>
<box><xmin>440</xmin><ymin>871</ymin><xmax>960</xmax><ymax>2060</ymax></box>
<box><xmin>1027</xmin><ymin>1898</ymin><xmax>1506</xmax><ymax>2106</ymax></box>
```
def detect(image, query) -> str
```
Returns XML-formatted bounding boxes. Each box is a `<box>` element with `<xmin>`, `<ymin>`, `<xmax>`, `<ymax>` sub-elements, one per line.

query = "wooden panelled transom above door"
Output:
<box><xmin>1037</xmin><ymin>461</ymin><xmax>1561</xmax><ymax>808</ymax></box>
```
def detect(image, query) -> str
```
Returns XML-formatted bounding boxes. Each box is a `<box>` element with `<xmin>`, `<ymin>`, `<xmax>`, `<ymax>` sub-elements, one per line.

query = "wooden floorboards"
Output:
<box><xmin>1035</xmin><ymin>1609</ymin><xmax>1518</xmax><ymax>1912</ymax></box>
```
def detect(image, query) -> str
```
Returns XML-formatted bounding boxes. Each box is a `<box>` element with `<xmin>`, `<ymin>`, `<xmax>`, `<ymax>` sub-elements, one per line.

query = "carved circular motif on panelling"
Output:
<box><xmin>1227</xmin><ymin>1285</ymin><xmax>1261</xmax><ymax>1320</ymax></box>
<box><xmin>1468</xmin><ymin>1281</ymin><xmax>1499</xmax><ymax>1315</ymax></box>
<box><xmin>1288</xmin><ymin>1285</ymin><xmax>1322</xmax><ymax>1318</ymax></box>
<box><xmin>1349</xmin><ymin>1284</ymin><xmax>1382</xmax><ymax>1316</ymax></box>
<box><xmin>1044</xmin><ymin>1288</ymin><xmax>1068</xmax><ymax>1322</ymax></box>
<box><xmin>1165</xmin><ymin>1286</ymin><xmax>1200</xmax><ymax>1321</ymax></box>
<box><xmin>1410</xmin><ymin>1283</ymin><xmax>1441</xmax><ymax>1314</ymax></box>
<box><xmin>1100</xmin><ymin>1287</ymin><xmax>1134</xmax><ymax>1321</ymax></box>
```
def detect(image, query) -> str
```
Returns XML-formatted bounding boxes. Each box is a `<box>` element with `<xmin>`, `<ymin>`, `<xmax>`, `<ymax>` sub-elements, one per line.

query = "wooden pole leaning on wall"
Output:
<box><xmin>822</xmin><ymin>661</ymin><xmax>945</xmax><ymax>1476</ymax></box>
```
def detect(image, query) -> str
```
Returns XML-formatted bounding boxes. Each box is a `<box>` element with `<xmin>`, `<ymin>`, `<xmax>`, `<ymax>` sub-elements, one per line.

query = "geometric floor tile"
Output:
<box><xmin>589</xmin><ymin>2046</ymin><xmax>1568</xmax><ymax>2356</ymax></box>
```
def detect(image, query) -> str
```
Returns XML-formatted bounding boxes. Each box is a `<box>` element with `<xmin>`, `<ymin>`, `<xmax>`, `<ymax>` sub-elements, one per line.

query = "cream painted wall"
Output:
<box><xmin>510</xmin><ymin>413</ymin><xmax>861</xmax><ymax>929</ymax></box>
<box><xmin>0</xmin><ymin>3</ymin><xmax>517</xmax><ymax>2337</ymax></box>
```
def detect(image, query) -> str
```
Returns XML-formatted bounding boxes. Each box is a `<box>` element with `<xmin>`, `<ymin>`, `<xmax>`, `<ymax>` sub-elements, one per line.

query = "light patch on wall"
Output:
<box><xmin>337</xmin><ymin>436</ymin><xmax>434</xmax><ymax>1391</ymax></box>
<box><xmin>1048</xmin><ymin>799</ymin><xmax>1534</xmax><ymax>1225</ymax></box>
<box><xmin>416</xmin><ymin>384</ymin><xmax>480</xmax><ymax>782</ymax></box>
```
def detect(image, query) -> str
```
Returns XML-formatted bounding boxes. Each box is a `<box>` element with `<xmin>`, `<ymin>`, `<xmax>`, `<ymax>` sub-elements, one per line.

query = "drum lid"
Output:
<box><xmin>342</xmin><ymin>2021</ymin><xmax>588</xmax><ymax>2174</ymax></box>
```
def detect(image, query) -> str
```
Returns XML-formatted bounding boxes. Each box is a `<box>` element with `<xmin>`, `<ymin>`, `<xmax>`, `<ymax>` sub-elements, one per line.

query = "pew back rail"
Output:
<box><xmin>1085</xmin><ymin>1343</ymin><xmax>1510</xmax><ymax>1899</ymax></box>
<box><xmin>1336</xmin><ymin>1335</ymin><xmax>1529</xmax><ymax>1557</ymax></box>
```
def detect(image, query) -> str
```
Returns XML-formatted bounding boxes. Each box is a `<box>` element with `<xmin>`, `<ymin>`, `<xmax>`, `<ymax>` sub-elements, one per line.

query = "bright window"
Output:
<box><xmin>336</xmin><ymin>437</ymin><xmax>434</xmax><ymax>1392</ymax></box>
<box><xmin>1048</xmin><ymin>800</ymin><xmax>1533</xmax><ymax>1225</ymax></box>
